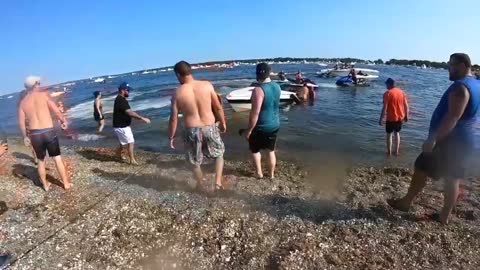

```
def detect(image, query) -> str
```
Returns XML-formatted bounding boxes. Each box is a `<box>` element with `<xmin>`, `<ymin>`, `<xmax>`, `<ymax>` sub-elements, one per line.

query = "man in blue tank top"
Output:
<box><xmin>245</xmin><ymin>63</ymin><xmax>281</xmax><ymax>179</ymax></box>
<box><xmin>389</xmin><ymin>53</ymin><xmax>480</xmax><ymax>224</ymax></box>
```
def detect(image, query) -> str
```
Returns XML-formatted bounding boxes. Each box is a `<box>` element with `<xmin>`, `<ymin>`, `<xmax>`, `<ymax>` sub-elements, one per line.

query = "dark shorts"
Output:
<box><xmin>249</xmin><ymin>129</ymin><xmax>278</xmax><ymax>153</ymax></box>
<box><xmin>184</xmin><ymin>124</ymin><xmax>225</xmax><ymax>166</ymax></box>
<box><xmin>415</xmin><ymin>139</ymin><xmax>472</xmax><ymax>180</ymax></box>
<box><xmin>386</xmin><ymin>121</ymin><xmax>402</xmax><ymax>133</ymax></box>
<box><xmin>94</xmin><ymin>113</ymin><xmax>105</xmax><ymax>122</ymax></box>
<box><xmin>29</xmin><ymin>128</ymin><xmax>61</xmax><ymax>161</ymax></box>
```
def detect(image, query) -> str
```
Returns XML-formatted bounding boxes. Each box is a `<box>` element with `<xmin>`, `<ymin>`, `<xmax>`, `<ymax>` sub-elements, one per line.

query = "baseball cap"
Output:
<box><xmin>256</xmin><ymin>63</ymin><xmax>271</xmax><ymax>80</ymax></box>
<box><xmin>24</xmin><ymin>76</ymin><xmax>41</xmax><ymax>90</ymax></box>
<box><xmin>118</xmin><ymin>82</ymin><xmax>132</xmax><ymax>92</ymax></box>
<box><xmin>385</xmin><ymin>78</ymin><xmax>395</xmax><ymax>85</ymax></box>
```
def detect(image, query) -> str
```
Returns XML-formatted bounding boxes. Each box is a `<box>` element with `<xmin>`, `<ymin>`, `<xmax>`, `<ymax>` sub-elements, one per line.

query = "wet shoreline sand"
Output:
<box><xmin>0</xmin><ymin>143</ymin><xmax>479</xmax><ymax>269</ymax></box>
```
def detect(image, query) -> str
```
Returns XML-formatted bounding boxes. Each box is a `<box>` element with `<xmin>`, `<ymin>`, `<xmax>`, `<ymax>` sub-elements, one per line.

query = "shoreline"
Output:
<box><xmin>0</xmin><ymin>143</ymin><xmax>479</xmax><ymax>269</ymax></box>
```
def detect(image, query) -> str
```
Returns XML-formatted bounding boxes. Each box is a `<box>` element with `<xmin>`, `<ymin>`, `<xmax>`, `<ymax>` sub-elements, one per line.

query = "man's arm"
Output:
<box><xmin>168</xmin><ymin>95</ymin><xmax>179</xmax><ymax>148</ymax></box>
<box><xmin>18</xmin><ymin>106</ymin><xmax>27</xmax><ymax>138</ymax></box>
<box><xmin>431</xmin><ymin>84</ymin><xmax>469</xmax><ymax>142</ymax></box>
<box><xmin>126</xmin><ymin>109</ymin><xmax>149</xmax><ymax>123</ymax></box>
<box><xmin>379</xmin><ymin>93</ymin><xmax>387</xmax><ymax>125</ymax></box>
<box><xmin>246</xmin><ymin>87</ymin><xmax>264</xmax><ymax>137</ymax></box>
<box><xmin>46</xmin><ymin>94</ymin><xmax>66</xmax><ymax>124</ymax></box>
<box><xmin>96</xmin><ymin>100</ymin><xmax>103</xmax><ymax>118</ymax></box>
<box><xmin>404</xmin><ymin>93</ymin><xmax>410</xmax><ymax>122</ymax></box>
<box><xmin>211</xmin><ymin>89</ymin><xmax>226</xmax><ymax>132</ymax></box>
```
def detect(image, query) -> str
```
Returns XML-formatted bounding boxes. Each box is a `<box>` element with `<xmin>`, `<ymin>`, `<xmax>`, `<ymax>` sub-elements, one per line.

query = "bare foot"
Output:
<box><xmin>255</xmin><ymin>172</ymin><xmax>264</xmax><ymax>179</ymax></box>
<box><xmin>387</xmin><ymin>198</ymin><xmax>410</xmax><ymax>212</ymax></box>
<box><xmin>43</xmin><ymin>182</ymin><xmax>52</xmax><ymax>192</ymax></box>
<box><xmin>64</xmin><ymin>182</ymin><xmax>73</xmax><ymax>190</ymax></box>
<box><xmin>130</xmin><ymin>160</ymin><xmax>139</xmax><ymax>166</ymax></box>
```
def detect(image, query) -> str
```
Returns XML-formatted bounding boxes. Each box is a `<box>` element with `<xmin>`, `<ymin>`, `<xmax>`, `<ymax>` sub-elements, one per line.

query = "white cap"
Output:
<box><xmin>24</xmin><ymin>76</ymin><xmax>41</xmax><ymax>90</ymax></box>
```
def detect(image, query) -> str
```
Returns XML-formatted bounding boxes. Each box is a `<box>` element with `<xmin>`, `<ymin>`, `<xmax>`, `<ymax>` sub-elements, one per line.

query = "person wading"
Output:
<box><xmin>169</xmin><ymin>61</ymin><xmax>227</xmax><ymax>191</ymax></box>
<box><xmin>388</xmin><ymin>53</ymin><xmax>480</xmax><ymax>224</ymax></box>
<box><xmin>245</xmin><ymin>63</ymin><xmax>281</xmax><ymax>179</ymax></box>
<box><xmin>18</xmin><ymin>76</ymin><xmax>71</xmax><ymax>191</ymax></box>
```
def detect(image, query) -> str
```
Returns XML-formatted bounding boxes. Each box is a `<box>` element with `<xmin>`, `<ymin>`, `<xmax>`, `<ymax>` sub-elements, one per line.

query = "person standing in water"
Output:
<box><xmin>18</xmin><ymin>76</ymin><xmax>71</xmax><ymax>191</ymax></box>
<box><xmin>169</xmin><ymin>61</ymin><xmax>227</xmax><ymax>191</ymax></box>
<box><xmin>379</xmin><ymin>78</ymin><xmax>409</xmax><ymax>156</ymax></box>
<box><xmin>113</xmin><ymin>82</ymin><xmax>151</xmax><ymax>165</ymax></box>
<box><xmin>93</xmin><ymin>91</ymin><xmax>105</xmax><ymax>133</ymax></box>
<box><xmin>388</xmin><ymin>53</ymin><xmax>480</xmax><ymax>225</ymax></box>
<box><xmin>245</xmin><ymin>63</ymin><xmax>281</xmax><ymax>179</ymax></box>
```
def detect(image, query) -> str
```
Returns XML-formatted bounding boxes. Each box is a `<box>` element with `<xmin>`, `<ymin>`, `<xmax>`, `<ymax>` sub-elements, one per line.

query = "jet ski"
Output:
<box><xmin>336</xmin><ymin>76</ymin><xmax>370</xmax><ymax>87</ymax></box>
<box><xmin>226</xmin><ymin>86</ymin><xmax>297</xmax><ymax>112</ymax></box>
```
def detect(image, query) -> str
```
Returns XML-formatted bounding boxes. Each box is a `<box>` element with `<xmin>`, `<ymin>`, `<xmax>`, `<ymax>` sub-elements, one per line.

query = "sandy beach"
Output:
<box><xmin>0</xmin><ymin>141</ymin><xmax>478</xmax><ymax>270</ymax></box>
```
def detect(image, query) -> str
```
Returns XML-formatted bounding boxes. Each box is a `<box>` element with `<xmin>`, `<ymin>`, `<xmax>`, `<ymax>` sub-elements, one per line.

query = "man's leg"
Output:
<box><xmin>53</xmin><ymin>155</ymin><xmax>71</xmax><ymax>190</ymax></box>
<box><xmin>386</xmin><ymin>132</ymin><xmax>393</xmax><ymax>156</ymax></box>
<box><xmin>192</xmin><ymin>165</ymin><xmax>204</xmax><ymax>187</ymax></box>
<box><xmin>37</xmin><ymin>160</ymin><xmax>51</xmax><ymax>191</ymax></box>
<box><xmin>268</xmin><ymin>150</ymin><xmax>276</xmax><ymax>179</ymax></box>
<box><xmin>252</xmin><ymin>152</ymin><xmax>263</xmax><ymax>178</ymax></box>
<box><xmin>98</xmin><ymin>119</ymin><xmax>105</xmax><ymax>133</ymax></box>
<box><xmin>128</xmin><ymin>143</ymin><xmax>137</xmax><ymax>165</ymax></box>
<box><xmin>394</xmin><ymin>132</ymin><xmax>401</xmax><ymax>156</ymax></box>
<box><xmin>116</xmin><ymin>144</ymin><xmax>124</xmax><ymax>160</ymax></box>
<box><xmin>439</xmin><ymin>178</ymin><xmax>460</xmax><ymax>224</ymax></box>
<box><xmin>215</xmin><ymin>156</ymin><xmax>224</xmax><ymax>187</ymax></box>
<box><xmin>388</xmin><ymin>168</ymin><xmax>428</xmax><ymax>211</ymax></box>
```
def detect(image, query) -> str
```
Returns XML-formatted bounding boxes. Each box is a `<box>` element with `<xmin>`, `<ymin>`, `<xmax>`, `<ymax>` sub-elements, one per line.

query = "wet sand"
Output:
<box><xmin>0</xmin><ymin>143</ymin><xmax>479</xmax><ymax>269</ymax></box>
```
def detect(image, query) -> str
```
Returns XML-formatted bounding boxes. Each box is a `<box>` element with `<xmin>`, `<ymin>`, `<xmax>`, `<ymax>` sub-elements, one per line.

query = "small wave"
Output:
<box><xmin>76</xmin><ymin>134</ymin><xmax>105</xmax><ymax>141</ymax></box>
<box><xmin>317</xmin><ymin>83</ymin><xmax>338</xmax><ymax>89</ymax></box>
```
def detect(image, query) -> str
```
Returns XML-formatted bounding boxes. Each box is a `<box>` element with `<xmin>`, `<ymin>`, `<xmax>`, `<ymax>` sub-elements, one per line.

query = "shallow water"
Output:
<box><xmin>0</xmin><ymin>64</ymin><xmax>456</xmax><ymax>171</ymax></box>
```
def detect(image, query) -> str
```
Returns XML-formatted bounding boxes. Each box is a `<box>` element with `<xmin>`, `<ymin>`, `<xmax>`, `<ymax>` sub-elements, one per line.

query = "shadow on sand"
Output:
<box><xmin>90</xmin><ymin>166</ymin><xmax>404</xmax><ymax>225</ymax></box>
<box><xmin>12</xmin><ymin>164</ymin><xmax>64</xmax><ymax>189</ymax></box>
<box><xmin>11</xmin><ymin>152</ymin><xmax>36</xmax><ymax>164</ymax></box>
<box><xmin>77</xmin><ymin>149</ymin><xmax>121</xmax><ymax>163</ymax></box>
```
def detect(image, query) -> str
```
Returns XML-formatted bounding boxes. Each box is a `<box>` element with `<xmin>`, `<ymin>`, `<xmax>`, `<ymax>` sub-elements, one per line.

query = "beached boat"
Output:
<box><xmin>226</xmin><ymin>87</ymin><xmax>297</xmax><ymax>112</ymax></box>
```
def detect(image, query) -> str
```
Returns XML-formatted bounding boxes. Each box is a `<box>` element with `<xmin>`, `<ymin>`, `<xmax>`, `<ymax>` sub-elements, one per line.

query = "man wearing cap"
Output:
<box><xmin>18</xmin><ymin>76</ymin><xmax>71</xmax><ymax>191</ymax></box>
<box><xmin>379</xmin><ymin>78</ymin><xmax>409</xmax><ymax>156</ymax></box>
<box><xmin>388</xmin><ymin>53</ymin><xmax>480</xmax><ymax>224</ymax></box>
<box><xmin>113</xmin><ymin>82</ymin><xmax>151</xmax><ymax>165</ymax></box>
<box><xmin>244</xmin><ymin>63</ymin><xmax>281</xmax><ymax>179</ymax></box>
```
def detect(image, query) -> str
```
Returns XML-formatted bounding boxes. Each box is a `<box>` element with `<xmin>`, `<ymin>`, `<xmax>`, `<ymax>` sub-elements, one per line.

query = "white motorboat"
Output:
<box><xmin>93</xmin><ymin>78</ymin><xmax>105</xmax><ymax>83</ymax></box>
<box><xmin>317</xmin><ymin>68</ymin><xmax>380</xmax><ymax>77</ymax></box>
<box><xmin>226</xmin><ymin>87</ymin><xmax>296</xmax><ymax>112</ymax></box>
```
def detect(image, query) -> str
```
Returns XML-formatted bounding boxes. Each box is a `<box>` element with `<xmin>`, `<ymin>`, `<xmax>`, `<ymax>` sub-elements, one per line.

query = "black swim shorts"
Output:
<box><xmin>386</xmin><ymin>121</ymin><xmax>402</xmax><ymax>133</ymax></box>
<box><xmin>415</xmin><ymin>138</ymin><xmax>472</xmax><ymax>180</ymax></box>
<box><xmin>249</xmin><ymin>129</ymin><xmax>278</xmax><ymax>153</ymax></box>
<box><xmin>29</xmin><ymin>128</ymin><xmax>61</xmax><ymax>161</ymax></box>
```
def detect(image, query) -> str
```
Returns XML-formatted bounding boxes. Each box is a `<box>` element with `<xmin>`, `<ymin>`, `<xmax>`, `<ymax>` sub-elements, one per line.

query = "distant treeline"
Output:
<box><xmin>198</xmin><ymin>57</ymin><xmax>378</xmax><ymax>65</ymax></box>
<box><xmin>385</xmin><ymin>59</ymin><xmax>448</xmax><ymax>69</ymax></box>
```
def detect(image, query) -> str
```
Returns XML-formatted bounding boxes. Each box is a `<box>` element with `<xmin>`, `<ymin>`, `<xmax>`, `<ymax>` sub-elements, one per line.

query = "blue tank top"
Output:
<box><xmin>256</xmin><ymin>82</ymin><xmax>281</xmax><ymax>133</ymax></box>
<box><xmin>429</xmin><ymin>76</ymin><xmax>480</xmax><ymax>144</ymax></box>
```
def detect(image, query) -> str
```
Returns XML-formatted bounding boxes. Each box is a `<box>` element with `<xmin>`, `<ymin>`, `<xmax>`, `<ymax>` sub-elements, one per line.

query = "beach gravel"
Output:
<box><xmin>0</xmin><ymin>145</ymin><xmax>479</xmax><ymax>269</ymax></box>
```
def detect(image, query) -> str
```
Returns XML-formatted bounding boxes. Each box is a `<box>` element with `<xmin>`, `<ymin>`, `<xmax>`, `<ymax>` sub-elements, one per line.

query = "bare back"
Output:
<box><xmin>20</xmin><ymin>91</ymin><xmax>55</xmax><ymax>130</ymax></box>
<box><xmin>175</xmin><ymin>80</ymin><xmax>216</xmax><ymax>128</ymax></box>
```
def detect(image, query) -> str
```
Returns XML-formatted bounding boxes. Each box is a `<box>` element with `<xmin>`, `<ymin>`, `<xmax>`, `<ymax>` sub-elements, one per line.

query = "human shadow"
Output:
<box><xmin>77</xmin><ymin>149</ymin><xmax>120</xmax><ymax>163</ymax></box>
<box><xmin>92</xmin><ymin>168</ymin><xmax>195</xmax><ymax>193</ymax></box>
<box><xmin>12</xmin><ymin>152</ymin><xmax>36</xmax><ymax>164</ymax></box>
<box><xmin>145</xmin><ymin>158</ymin><xmax>189</xmax><ymax>170</ymax></box>
<box><xmin>12</xmin><ymin>164</ymin><xmax>64</xmax><ymax>189</ymax></box>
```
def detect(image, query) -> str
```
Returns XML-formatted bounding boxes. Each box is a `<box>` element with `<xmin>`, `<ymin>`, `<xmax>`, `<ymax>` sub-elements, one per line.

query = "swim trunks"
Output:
<box><xmin>415</xmin><ymin>138</ymin><xmax>473</xmax><ymax>180</ymax></box>
<box><xmin>29</xmin><ymin>128</ymin><xmax>61</xmax><ymax>160</ymax></box>
<box><xmin>249</xmin><ymin>129</ymin><xmax>279</xmax><ymax>153</ymax></box>
<box><xmin>184</xmin><ymin>124</ymin><xmax>225</xmax><ymax>166</ymax></box>
<box><xmin>385</xmin><ymin>121</ymin><xmax>402</xmax><ymax>133</ymax></box>
<box><xmin>113</xmin><ymin>126</ymin><xmax>135</xmax><ymax>146</ymax></box>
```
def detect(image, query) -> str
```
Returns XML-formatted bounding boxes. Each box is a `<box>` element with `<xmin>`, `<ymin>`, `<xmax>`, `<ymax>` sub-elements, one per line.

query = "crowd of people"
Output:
<box><xmin>3</xmin><ymin>53</ymin><xmax>478</xmax><ymax>228</ymax></box>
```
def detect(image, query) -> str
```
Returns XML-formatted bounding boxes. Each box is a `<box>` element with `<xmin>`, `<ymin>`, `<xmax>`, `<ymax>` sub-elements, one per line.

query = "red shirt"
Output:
<box><xmin>383</xmin><ymin>88</ymin><xmax>408</xmax><ymax>122</ymax></box>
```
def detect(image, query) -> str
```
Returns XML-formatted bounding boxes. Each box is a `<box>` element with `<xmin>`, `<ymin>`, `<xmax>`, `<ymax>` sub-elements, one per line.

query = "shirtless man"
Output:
<box><xmin>18</xmin><ymin>76</ymin><xmax>71</xmax><ymax>191</ymax></box>
<box><xmin>169</xmin><ymin>61</ymin><xmax>227</xmax><ymax>191</ymax></box>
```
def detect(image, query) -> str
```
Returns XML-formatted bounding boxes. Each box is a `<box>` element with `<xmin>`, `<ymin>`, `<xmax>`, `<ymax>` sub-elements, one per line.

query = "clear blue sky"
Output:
<box><xmin>1</xmin><ymin>0</ymin><xmax>479</xmax><ymax>94</ymax></box>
